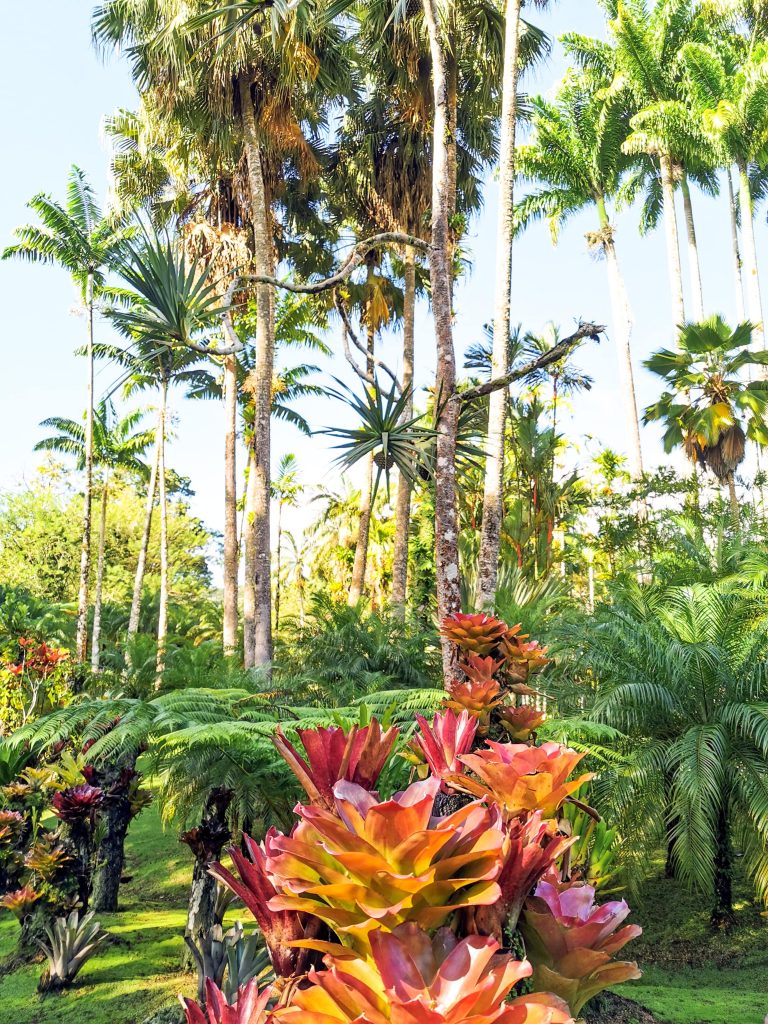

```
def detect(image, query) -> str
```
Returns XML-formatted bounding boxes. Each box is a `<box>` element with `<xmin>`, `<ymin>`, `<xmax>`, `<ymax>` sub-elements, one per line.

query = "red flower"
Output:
<box><xmin>410</xmin><ymin>710</ymin><xmax>477</xmax><ymax>789</ymax></box>
<box><xmin>51</xmin><ymin>784</ymin><xmax>104</xmax><ymax>822</ymax></box>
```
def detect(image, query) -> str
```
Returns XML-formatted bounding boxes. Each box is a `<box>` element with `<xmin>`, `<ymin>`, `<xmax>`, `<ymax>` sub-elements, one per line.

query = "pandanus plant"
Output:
<box><xmin>275</xmin><ymin>923</ymin><xmax>572</xmax><ymax>1024</ymax></box>
<box><xmin>522</xmin><ymin>874</ymin><xmax>642</xmax><ymax>1016</ymax></box>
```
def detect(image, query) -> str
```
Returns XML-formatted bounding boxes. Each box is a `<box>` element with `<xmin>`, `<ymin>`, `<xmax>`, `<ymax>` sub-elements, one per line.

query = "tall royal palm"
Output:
<box><xmin>516</xmin><ymin>70</ymin><xmax>645</xmax><ymax>481</ymax></box>
<box><xmin>35</xmin><ymin>401</ymin><xmax>153</xmax><ymax>672</ymax></box>
<box><xmin>2</xmin><ymin>166</ymin><xmax>130</xmax><ymax>663</ymax></box>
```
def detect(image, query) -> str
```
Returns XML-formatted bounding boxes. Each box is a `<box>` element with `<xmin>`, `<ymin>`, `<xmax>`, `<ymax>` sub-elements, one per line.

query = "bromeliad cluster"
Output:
<box><xmin>181</xmin><ymin>625</ymin><xmax>642</xmax><ymax>1024</ymax></box>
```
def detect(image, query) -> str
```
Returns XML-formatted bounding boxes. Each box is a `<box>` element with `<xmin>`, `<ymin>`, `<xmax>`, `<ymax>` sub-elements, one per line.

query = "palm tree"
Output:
<box><xmin>644</xmin><ymin>316</ymin><xmax>768</xmax><ymax>527</ymax></box>
<box><xmin>271</xmin><ymin>455</ymin><xmax>303</xmax><ymax>633</ymax></box>
<box><xmin>35</xmin><ymin>401</ymin><xmax>154</xmax><ymax>672</ymax></box>
<box><xmin>515</xmin><ymin>69</ymin><xmax>646</xmax><ymax>481</ymax></box>
<box><xmin>102</xmin><ymin>231</ymin><xmax>219</xmax><ymax>676</ymax></box>
<box><xmin>2</xmin><ymin>166</ymin><xmax>130</xmax><ymax>663</ymax></box>
<box><xmin>568</xmin><ymin>579</ymin><xmax>768</xmax><ymax>927</ymax></box>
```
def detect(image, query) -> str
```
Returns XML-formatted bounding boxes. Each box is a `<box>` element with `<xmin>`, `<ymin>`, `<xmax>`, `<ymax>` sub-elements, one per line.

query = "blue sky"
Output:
<box><xmin>1</xmin><ymin>1</ymin><xmax>761</xmax><ymax>555</ymax></box>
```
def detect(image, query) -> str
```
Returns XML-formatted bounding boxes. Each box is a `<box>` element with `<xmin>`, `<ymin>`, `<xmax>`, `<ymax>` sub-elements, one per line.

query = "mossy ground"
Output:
<box><xmin>1</xmin><ymin>813</ymin><xmax>766</xmax><ymax>1024</ymax></box>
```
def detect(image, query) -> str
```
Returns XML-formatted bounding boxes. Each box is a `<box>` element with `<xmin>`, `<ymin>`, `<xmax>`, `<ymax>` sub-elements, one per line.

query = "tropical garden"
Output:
<box><xmin>1</xmin><ymin>0</ymin><xmax>768</xmax><ymax>1022</ymax></box>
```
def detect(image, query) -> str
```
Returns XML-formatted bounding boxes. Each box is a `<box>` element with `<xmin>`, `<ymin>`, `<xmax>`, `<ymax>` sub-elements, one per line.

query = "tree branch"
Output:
<box><xmin>457</xmin><ymin>321</ymin><xmax>605</xmax><ymax>403</ymax></box>
<box><xmin>334</xmin><ymin>292</ymin><xmax>403</xmax><ymax>393</ymax></box>
<box><xmin>189</xmin><ymin>232</ymin><xmax>431</xmax><ymax>357</ymax></box>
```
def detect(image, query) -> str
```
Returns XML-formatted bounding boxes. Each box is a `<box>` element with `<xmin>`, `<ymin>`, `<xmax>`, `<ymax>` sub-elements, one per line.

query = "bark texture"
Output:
<box><xmin>239</xmin><ymin>74</ymin><xmax>274</xmax><ymax>671</ymax></box>
<box><xmin>243</xmin><ymin>443</ymin><xmax>257</xmax><ymax>669</ymax></box>
<box><xmin>422</xmin><ymin>0</ymin><xmax>462</xmax><ymax>682</ymax></box>
<box><xmin>90</xmin><ymin>477</ymin><xmax>109</xmax><ymax>673</ymax></box>
<box><xmin>391</xmin><ymin>251</ymin><xmax>417</xmax><ymax>614</ymax></box>
<box><xmin>348</xmin><ymin>455</ymin><xmax>374</xmax><ymax>605</ymax></box>
<box><xmin>183</xmin><ymin>788</ymin><xmax>233</xmax><ymax>962</ymax></box>
<box><xmin>476</xmin><ymin>0</ymin><xmax>523</xmax><ymax>610</ymax></box>
<box><xmin>126</xmin><ymin>427</ymin><xmax>159</xmax><ymax>658</ymax></box>
<box><xmin>75</xmin><ymin>276</ymin><xmax>95</xmax><ymax>663</ymax></box>
<box><xmin>155</xmin><ymin>377</ymin><xmax>169</xmax><ymax>682</ymax></box>
<box><xmin>680</xmin><ymin>171</ymin><xmax>704</xmax><ymax>321</ymax></box>
<box><xmin>659</xmin><ymin>154</ymin><xmax>686</xmax><ymax>332</ymax></box>
<box><xmin>91</xmin><ymin>761</ymin><xmax>136</xmax><ymax>912</ymax></box>
<box><xmin>222</xmin><ymin>354</ymin><xmax>239</xmax><ymax>657</ymax></box>
<box><xmin>737</xmin><ymin>159</ymin><xmax>765</xmax><ymax>355</ymax></box>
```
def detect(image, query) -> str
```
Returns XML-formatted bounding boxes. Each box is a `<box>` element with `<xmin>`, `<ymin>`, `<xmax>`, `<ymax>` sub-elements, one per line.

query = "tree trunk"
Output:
<box><xmin>659</xmin><ymin>154</ymin><xmax>686</xmax><ymax>333</ymax></box>
<box><xmin>183</xmin><ymin>788</ymin><xmax>233</xmax><ymax>963</ymax></box>
<box><xmin>275</xmin><ymin>501</ymin><xmax>283</xmax><ymax>632</ymax></box>
<box><xmin>125</xmin><ymin>425</ymin><xmax>160</xmax><ymax>665</ymax></box>
<box><xmin>391</xmin><ymin>250</ymin><xmax>417</xmax><ymax>615</ymax></box>
<box><xmin>737</xmin><ymin>158</ymin><xmax>765</xmax><ymax>355</ymax></box>
<box><xmin>727</xmin><ymin>471</ymin><xmax>740</xmax><ymax>530</ymax></box>
<box><xmin>727</xmin><ymin>166</ymin><xmax>746</xmax><ymax>323</ymax></box>
<box><xmin>239</xmin><ymin>74</ymin><xmax>274</xmax><ymax>671</ymax></box>
<box><xmin>711</xmin><ymin>803</ymin><xmax>734</xmax><ymax>929</ymax></box>
<box><xmin>422</xmin><ymin>0</ymin><xmax>462</xmax><ymax>682</ymax></box>
<box><xmin>222</xmin><ymin>354</ymin><xmax>239</xmax><ymax>658</ymax></box>
<box><xmin>75</xmin><ymin>276</ymin><xmax>96</xmax><ymax>664</ymax></box>
<box><xmin>599</xmin><ymin>208</ymin><xmax>644</xmax><ymax>480</ymax></box>
<box><xmin>348</xmin><ymin>455</ymin><xmax>374</xmax><ymax>605</ymax></box>
<box><xmin>243</xmin><ymin>444</ymin><xmax>257</xmax><ymax>669</ymax></box>
<box><xmin>91</xmin><ymin>761</ymin><xmax>136</xmax><ymax>913</ymax></box>
<box><xmin>155</xmin><ymin>377</ymin><xmax>169</xmax><ymax>683</ymax></box>
<box><xmin>476</xmin><ymin>0</ymin><xmax>523</xmax><ymax>611</ymax></box>
<box><xmin>680</xmin><ymin>170</ymin><xmax>704</xmax><ymax>321</ymax></box>
<box><xmin>90</xmin><ymin>475</ymin><xmax>109</xmax><ymax>674</ymax></box>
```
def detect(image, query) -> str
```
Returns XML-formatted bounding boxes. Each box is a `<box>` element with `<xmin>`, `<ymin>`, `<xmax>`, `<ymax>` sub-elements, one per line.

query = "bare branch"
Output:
<box><xmin>334</xmin><ymin>292</ymin><xmax>403</xmax><ymax>394</ymax></box>
<box><xmin>186</xmin><ymin>232</ymin><xmax>431</xmax><ymax>358</ymax></box>
<box><xmin>457</xmin><ymin>321</ymin><xmax>605</xmax><ymax>403</ymax></box>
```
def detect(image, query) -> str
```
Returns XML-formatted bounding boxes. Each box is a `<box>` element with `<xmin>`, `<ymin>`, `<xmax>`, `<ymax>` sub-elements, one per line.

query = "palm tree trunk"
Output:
<box><xmin>75</xmin><ymin>275</ymin><xmax>96</xmax><ymax>664</ymax></box>
<box><xmin>422</xmin><ymin>0</ymin><xmax>462</xmax><ymax>682</ymax></box>
<box><xmin>391</xmin><ymin>249</ymin><xmax>417</xmax><ymax>615</ymax></box>
<box><xmin>125</xmin><ymin>418</ymin><xmax>160</xmax><ymax>663</ymax></box>
<box><xmin>680</xmin><ymin>170</ymin><xmax>704</xmax><ymax>321</ymax></box>
<box><xmin>275</xmin><ymin>502</ymin><xmax>283</xmax><ymax>632</ymax></box>
<box><xmin>155</xmin><ymin>378</ymin><xmax>169</xmax><ymax>683</ymax></box>
<box><xmin>90</xmin><ymin>475</ymin><xmax>109</xmax><ymax>674</ymax></box>
<box><xmin>243</xmin><ymin>443</ymin><xmax>257</xmax><ymax>669</ymax></box>
<box><xmin>222</xmin><ymin>354</ymin><xmax>239</xmax><ymax>657</ymax></box>
<box><xmin>476</xmin><ymin>0</ymin><xmax>523</xmax><ymax>611</ymax></box>
<box><xmin>737</xmin><ymin>158</ymin><xmax>765</xmax><ymax>354</ymax></box>
<box><xmin>659</xmin><ymin>154</ymin><xmax>686</xmax><ymax>332</ymax></box>
<box><xmin>599</xmin><ymin>204</ymin><xmax>644</xmax><ymax>480</ymax></box>
<box><xmin>727</xmin><ymin>470</ymin><xmax>740</xmax><ymax>530</ymax></box>
<box><xmin>239</xmin><ymin>74</ymin><xmax>274</xmax><ymax>671</ymax></box>
<box><xmin>727</xmin><ymin>166</ymin><xmax>746</xmax><ymax>323</ymax></box>
<box><xmin>711</xmin><ymin>803</ymin><xmax>734</xmax><ymax>929</ymax></box>
<box><xmin>349</xmin><ymin>455</ymin><xmax>374</xmax><ymax>606</ymax></box>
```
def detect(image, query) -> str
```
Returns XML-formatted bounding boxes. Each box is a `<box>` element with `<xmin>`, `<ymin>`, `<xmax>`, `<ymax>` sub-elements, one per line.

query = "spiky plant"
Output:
<box><xmin>37</xmin><ymin>909</ymin><xmax>110</xmax><ymax>991</ymax></box>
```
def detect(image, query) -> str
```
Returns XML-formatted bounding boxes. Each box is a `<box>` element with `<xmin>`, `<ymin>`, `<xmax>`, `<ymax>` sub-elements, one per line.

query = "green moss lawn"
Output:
<box><xmin>1</xmin><ymin>811</ymin><xmax>767</xmax><ymax>1024</ymax></box>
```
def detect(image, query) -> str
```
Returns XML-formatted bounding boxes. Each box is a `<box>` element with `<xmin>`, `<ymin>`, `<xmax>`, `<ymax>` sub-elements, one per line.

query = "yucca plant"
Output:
<box><xmin>37</xmin><ymin>909</ymin><xmax>110</xmax><ymax>991</ymax></box>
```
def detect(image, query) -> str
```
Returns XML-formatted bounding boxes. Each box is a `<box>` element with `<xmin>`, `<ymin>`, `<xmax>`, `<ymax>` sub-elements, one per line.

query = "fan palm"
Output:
<box><xmin>644</xmin><ymin>316</ymin><xmax>768</xmax><ymax>527</ymax></box>
<box><xmin>567</xmin><ymin>580</ymin><xmax>768</xmax><ymax>928</ymax></box>
<box><xmin>515</xmin><ymin>69</ymin><xmax>645</xmax><ymax>481</ymax></box>
<box><xmin>35</xmin><ymin>401</ymin><xmax>154</xmax><ymax>672</ymax></box>
<box><xmin>2</xmin><ymin>166</ymin><xmax>132</xmax><ymax>663</ymax></box>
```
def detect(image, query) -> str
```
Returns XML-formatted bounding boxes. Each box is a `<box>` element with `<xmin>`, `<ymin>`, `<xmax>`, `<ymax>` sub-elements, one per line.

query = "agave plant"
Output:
<box><xmin>454</xmin><ymin>741</ymin><xmax>593</xmax><ymax>820</ymax></box>
<box><xmin>276</xmin><ymin>922</ymin><xmax>572</xmax><ymax>1024</ymax></box>
<box><xmin>180</xmin><ymin>977</ymin><xmax>273</xmax><ymax>1024</ymax></box>
<box><xmin>405</xmin><ymin>711</ymin><xmax>477</xmax><ymax>789</ymax></box>
<box><xmin>37</xmin><ymin>909</ymin><xmax>110</xmax><ymax>991</ymax></box>
<box><xmin>272</xmin><ymin>720</ymin><xmax>398</xmax><ymax>812</ymax></box>
<box><xmin>266</xmin><ymin>777</ymin><xmax>505</xmax><ymax>955</ymax></box>
<box><xmin>209</xmin><ymin>830</ymin><xmax>325</xmax><ymax>978</ymax></box>
<box><xmin>522</xmin><ymin>875</ymin><xmax>642</xmax><ymax>1016</ymax></box>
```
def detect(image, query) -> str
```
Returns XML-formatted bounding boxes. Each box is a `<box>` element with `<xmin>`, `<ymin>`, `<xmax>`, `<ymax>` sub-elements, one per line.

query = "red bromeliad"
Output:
<box><xmin>209</xmin><ymin>829</ymin><xmax>325</xmax><ymax>977</ymax></box>
<box><xmin>51</xmin><ymin>784</ymin><xmax>104</xmax><ymax>823</ymax></box>
<box><xmin>522</xmin><ymin>875</ymin><xmax>642</xmax><ymax>1016</ymax></box>
<box><xmin>180</xmin><ymin>977</ymin><xmax>273</xmax><ymax>1024</ymax></box>
<box><xmin>455</xmin><ymin>742</ymin><xmax>593</xmax><ymax>819</ymax></box>
<box><xmin>275</xmin><ymin>922</ymin><xmax>573</xmax><ymax>1024</ymax></box>
<box><xmin>408</xmin><ymin>710</ymin><xmax>477</xmax><ymax>788</ymax></box>
<box><xmin>497</xmin><ymin>705</ymin><xmax>547</xmax><ymax>741</ymax></box>
<box><xmin>266</xmin><ymin>777</ymin><xmax>505</xmax><ymax>955</ymax></box>
<box><xmin>273</xmin><ymin>721</ymin><xmax>398</xmax><ymax>812</ymax></box>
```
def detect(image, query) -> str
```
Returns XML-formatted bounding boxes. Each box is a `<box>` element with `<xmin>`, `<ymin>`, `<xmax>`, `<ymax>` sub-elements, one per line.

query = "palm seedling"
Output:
<box><xmin>37</xmin><ymin>909</ymin><xmax>110</xmax><ymax>992</ymax></box>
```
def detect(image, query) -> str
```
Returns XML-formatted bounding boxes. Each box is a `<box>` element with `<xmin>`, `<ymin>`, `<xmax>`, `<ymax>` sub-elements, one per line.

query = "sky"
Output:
<box><xmin>1</xmin><ymin>0</ymin><xmax>763</xmax><ymax>572</ymax></box>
